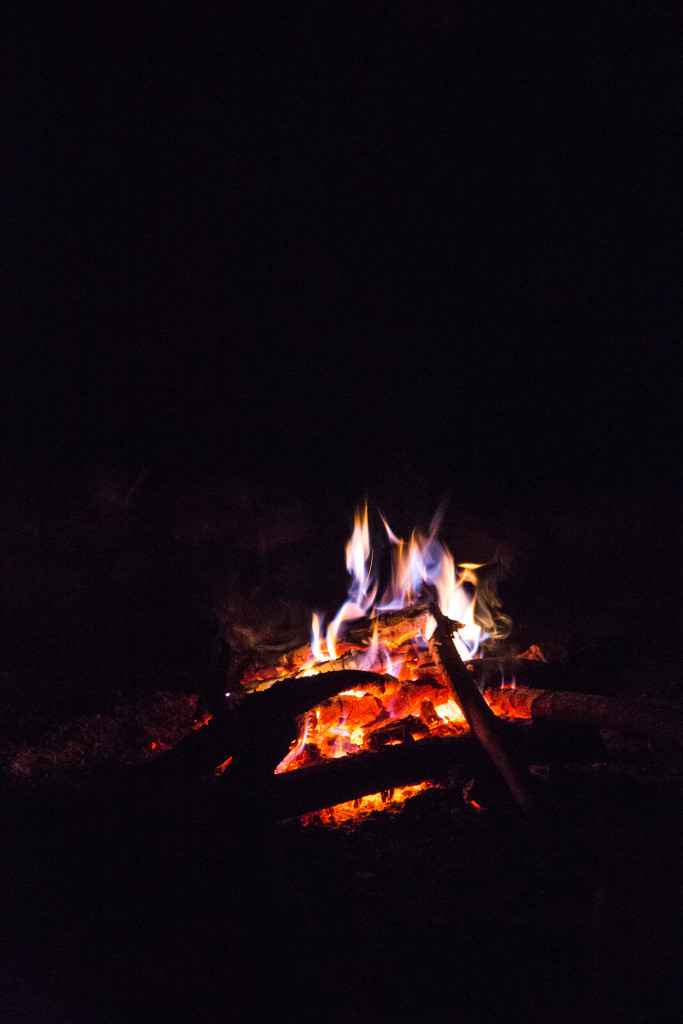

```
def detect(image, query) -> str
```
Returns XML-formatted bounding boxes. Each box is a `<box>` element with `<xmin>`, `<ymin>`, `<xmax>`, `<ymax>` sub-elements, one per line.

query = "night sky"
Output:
<box><xmin>4</xmin><ymin>2</ymin><xmax>679</xmax><ymax>503</ymax></box>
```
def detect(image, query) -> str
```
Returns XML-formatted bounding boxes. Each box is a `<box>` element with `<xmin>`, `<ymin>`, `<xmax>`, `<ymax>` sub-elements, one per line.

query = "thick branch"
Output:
<box><xmin>428</xmin><ymin>602</ymin><xmax>537</xmax><ymax>814</ymax></box>
<box><xmin>142</xmin><ymin>670</ymin><xmax>396</xmax><ymax>782</ymax></box>
<box><xmin>485</xmin><ymin>687</ymin><xmax>683</xmax><ymax>747</ymax></box>
<box><xmin>265</xmin><ymin>720</ymin><xmax>599</xmax><ymax>821</ymax></box>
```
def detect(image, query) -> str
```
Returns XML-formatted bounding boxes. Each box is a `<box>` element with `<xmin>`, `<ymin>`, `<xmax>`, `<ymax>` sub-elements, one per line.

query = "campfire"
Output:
<box><xmin>233</xmin><ymin>505</ymin><xmax>523</xmax><ymax>821</ymax></box>
<box><xmin>158</xmin><ymin>502</ymin><xmax>681</xmax><ymax>829</ymax></box>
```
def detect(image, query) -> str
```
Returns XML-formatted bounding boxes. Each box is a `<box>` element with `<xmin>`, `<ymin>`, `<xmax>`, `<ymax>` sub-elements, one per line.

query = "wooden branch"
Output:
<box><xmin>428</xmin><ymin>602</ymin><xmax>538</xmax><ymax>815</ymax></box>
<box><xmin>270</xmin><ymin>732</ymin><xmax>479</xmax><ymax>820</ymax></box>
<box><xmin>485</xmin><ymin>686</ymin><xmax>683</xmax><ymax>747</ymax></box>
<box><xmin>264</xmin><ymin>720</ymin><xmax>600</xmax><ymax>821</ymax></box>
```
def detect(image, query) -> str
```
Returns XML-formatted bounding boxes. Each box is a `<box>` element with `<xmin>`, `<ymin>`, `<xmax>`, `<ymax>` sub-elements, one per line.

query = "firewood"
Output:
<box><xmin>142</xmin><ymin>670</ymin><xmax>397</xmax><ymax>783</ymax></box>
<box><xmin>294</xmin><ymin>650</ymin><xmax>366</xmax><ymax>675</ymax></box>
<box><xmin>246</xmin><ymin>605</ymin><xmax>432</xmax><ymax>677</ymax></box>
<box><xmin>485</xmin><ymin>686</ymin><xmax>683</xmax><ymax>747</ymax></box>
<box><xmin>428</xmin><ymin>601</ymin><xmax>538</xmax><ymax>815</ymax></box>
<box><xmin>343</xmin><ymin>604</ymin><xmax>431</xmax><ymax>648</ymax></box>
<box><xmin>266</xmin><ymin>719</ymin><xmax>601</xmax><ymax>821</ymax></box>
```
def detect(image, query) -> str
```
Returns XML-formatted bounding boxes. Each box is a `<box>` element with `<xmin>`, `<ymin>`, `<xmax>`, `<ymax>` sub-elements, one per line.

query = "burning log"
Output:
<box><xmin>485</xmin><ymin>686</ymin><xmax>683</xmax><ymax>747</ymax></box>
<box><xmin>294</xmin><ymin>650</ymin><xmax>367</xmax><ymax>675</ymax></box>
<box><xmin>245</xmin><ymin>605</ymin><xmax>432</xmax><ymax>679</ymax></box>
<box><xmin>429</xmin><ymin>601</ymin><xmax>538</xmax><ymax>815</ymax></box>
<box><xmin>265</xmin><ymin>720</ymin><xmax>601</xmax><ymax>821</ymax></box>
<box><xmin>343</xmin><ymin>604</ymin><xmax>431</xmax><ymax>648</ymax></box>
<box><xmin>143</xmin><ymin>670</ymin><xmax>398</xmax><ymax>782</ymax></box>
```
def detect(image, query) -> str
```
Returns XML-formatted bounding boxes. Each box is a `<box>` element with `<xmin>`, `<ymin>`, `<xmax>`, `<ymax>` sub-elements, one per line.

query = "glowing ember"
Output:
<box><xmin>298</xmin><ymin>783</ymin><xmax>434</xmax><ymax>826</ymax></box>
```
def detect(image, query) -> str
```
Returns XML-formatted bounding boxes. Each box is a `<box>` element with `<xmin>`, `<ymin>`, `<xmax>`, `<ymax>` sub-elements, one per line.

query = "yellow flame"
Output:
<box><xmin>434</xmin><ymin>699</ymin><xmax>466</xmax><ymax>724</ymax></box>
<box><xmin>311</xmin><ymin>612</ymin><xmax>326</xmax><ymax>662</ymax></box>
<box><xmin>346</xmin><ymin>505</ymin><xmax>371</xmax><ymax>582</ymax></box>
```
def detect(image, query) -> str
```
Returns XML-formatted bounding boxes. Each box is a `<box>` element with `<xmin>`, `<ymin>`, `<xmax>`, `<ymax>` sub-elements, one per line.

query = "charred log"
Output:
<box><xmin>141</xmin><ymin>670</ymin><xmax>397</xmax><ymax>783</ymax></box>
<box><xmin>264</xmin><ymin>720</ymin><xmax>601</xmax><ymax>821</ymax></box>
<box><xmin>343</xmin><ymin>604</ymin><xmax>430</xmax><ymax>648</ymax></box>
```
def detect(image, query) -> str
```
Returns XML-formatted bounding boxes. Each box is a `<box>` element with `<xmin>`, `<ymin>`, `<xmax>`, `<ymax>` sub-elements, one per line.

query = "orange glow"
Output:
<box><xmin>298</xmin><ymin>783</ymin><xmax>433</xmax><ymax>825</ymax></box>
<box><xmin>215</xmin><ymin>756</ymin><xmax>233</xmax><ymax>775</ymax></box>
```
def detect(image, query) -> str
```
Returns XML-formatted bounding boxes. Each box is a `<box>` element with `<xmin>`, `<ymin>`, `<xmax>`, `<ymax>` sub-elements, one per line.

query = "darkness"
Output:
<box><xmin>4</xmin><ymin>1</ymin><xmax>678</xmax><ymax>501</ymax></box>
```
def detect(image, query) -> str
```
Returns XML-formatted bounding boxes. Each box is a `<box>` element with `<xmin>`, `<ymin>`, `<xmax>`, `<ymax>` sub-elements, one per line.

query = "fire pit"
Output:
<box><xmin>3</xmin><ymin>498</ymin><xmax>681</xmax><ymax>1024</ymax></box>
<box><xmin>169</xmin><ymin>504</ymin><xmax>683</xmax><ymax>827</ymax></box>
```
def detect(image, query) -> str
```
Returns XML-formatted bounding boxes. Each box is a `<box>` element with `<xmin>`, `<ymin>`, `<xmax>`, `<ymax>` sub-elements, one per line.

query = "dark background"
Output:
<box><xmin>2</xmin><ymin>1</ymin><xmax>680</xmax><ymax>709</ymax></box>
<box><xmin>5</xmin><ymin>1</ymin><xmax>678</xmax><ymax>491</ymax></box>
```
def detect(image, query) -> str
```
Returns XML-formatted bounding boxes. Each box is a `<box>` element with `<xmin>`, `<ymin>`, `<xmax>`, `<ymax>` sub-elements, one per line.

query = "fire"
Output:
<box><xmin>329</xmin><ymin>505</ymin><xmax>497</xmax><ymax>660</ymax></box>
<box><xmin>248</xmin><ymin>505</ymin><xmax>512</xmax><ymax>819</ymax></box>
<box><xmin>299</xmin><ymin>783</ymin><xmax>434</xmax><ymax>826</ymax></box>
<box><xmin>326</xmin><ymin>505</ymin><xmax>377</xmax><ymax>659</ymax></box>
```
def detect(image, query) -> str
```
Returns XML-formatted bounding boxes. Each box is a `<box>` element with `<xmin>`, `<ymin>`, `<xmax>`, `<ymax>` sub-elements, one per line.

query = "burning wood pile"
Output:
<box><xmin>156</xmin><ymin>506</ymin><xmax>683</xmax><ymax>825</ymax></box>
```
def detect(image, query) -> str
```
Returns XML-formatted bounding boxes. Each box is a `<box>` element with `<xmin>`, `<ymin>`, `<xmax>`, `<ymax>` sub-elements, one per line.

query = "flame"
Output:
<box><xmin>311</xmin><ymin>612</ymin><xmax>326</xmax><ymax>662</ymax></box>
<box><xmin>309</xmin><ymin>506</ymin><xmax>502</xmax><ymax>665</ymax></box>
<box><xmin>277</xmin><ymin>712</ymin><xmax>312</xmax><ymax>772</ymax></box>
<box><xmin>325</xmin><ymin>506</ymin><xmax>378</xmax><ymax>659</ymax></box>
<box><xmin>434</xmin><ymin>699</ymin><xmax>466</xmax><ymax>724</ymax></box>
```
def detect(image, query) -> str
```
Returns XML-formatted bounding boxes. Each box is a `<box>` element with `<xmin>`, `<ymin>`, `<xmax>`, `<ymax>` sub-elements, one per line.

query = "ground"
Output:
<box><xmin>1</xmin><ymin>744</ymin><xmax>681</xmax><ymax>1024</ymax></box>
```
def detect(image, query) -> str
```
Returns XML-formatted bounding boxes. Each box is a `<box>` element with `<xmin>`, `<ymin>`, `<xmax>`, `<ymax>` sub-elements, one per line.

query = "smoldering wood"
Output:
<box><xmin>244</xmin><ymin>604</ymin><xmax>572</xmax><ymax>690</ymax></box>
<box><xmin>485</xmin><ymin>686</ymin><xmax>683</xmax><ymax>747</ymax></box>
<box><xmin>141</xmin><ymin>670</ymin><xmax>398</xmax><ymax>783</ymax></box>
<box><xmin>262</xmin><ymin>719</ymin><xmax>602</xmax><ymax>821</ymax></box>
<box><xmin>428</xmin><ymin>601</ymin><xmax>538</xmax><ymax>815</ymax></box>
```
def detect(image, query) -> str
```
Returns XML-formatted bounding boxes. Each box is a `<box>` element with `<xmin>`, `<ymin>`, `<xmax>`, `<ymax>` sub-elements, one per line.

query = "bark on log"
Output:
<box><xmin>263</xmin><ymin>720</ymin><xmax>600</xmax><ymax>821</ymax></box>
<box><xmin>485</xmin><ymin>686</ymin><xmax>683</xmax><ymax>747</ymax></box>
<box><xmin>429</xmin><ymin>602</ymin><xmax>538</xmax><ymax>815</ymax></box>
<box><xmin>142</xmin><ymin>670</ymin><xmax>397</xmax><ymax>783</ymax></box>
